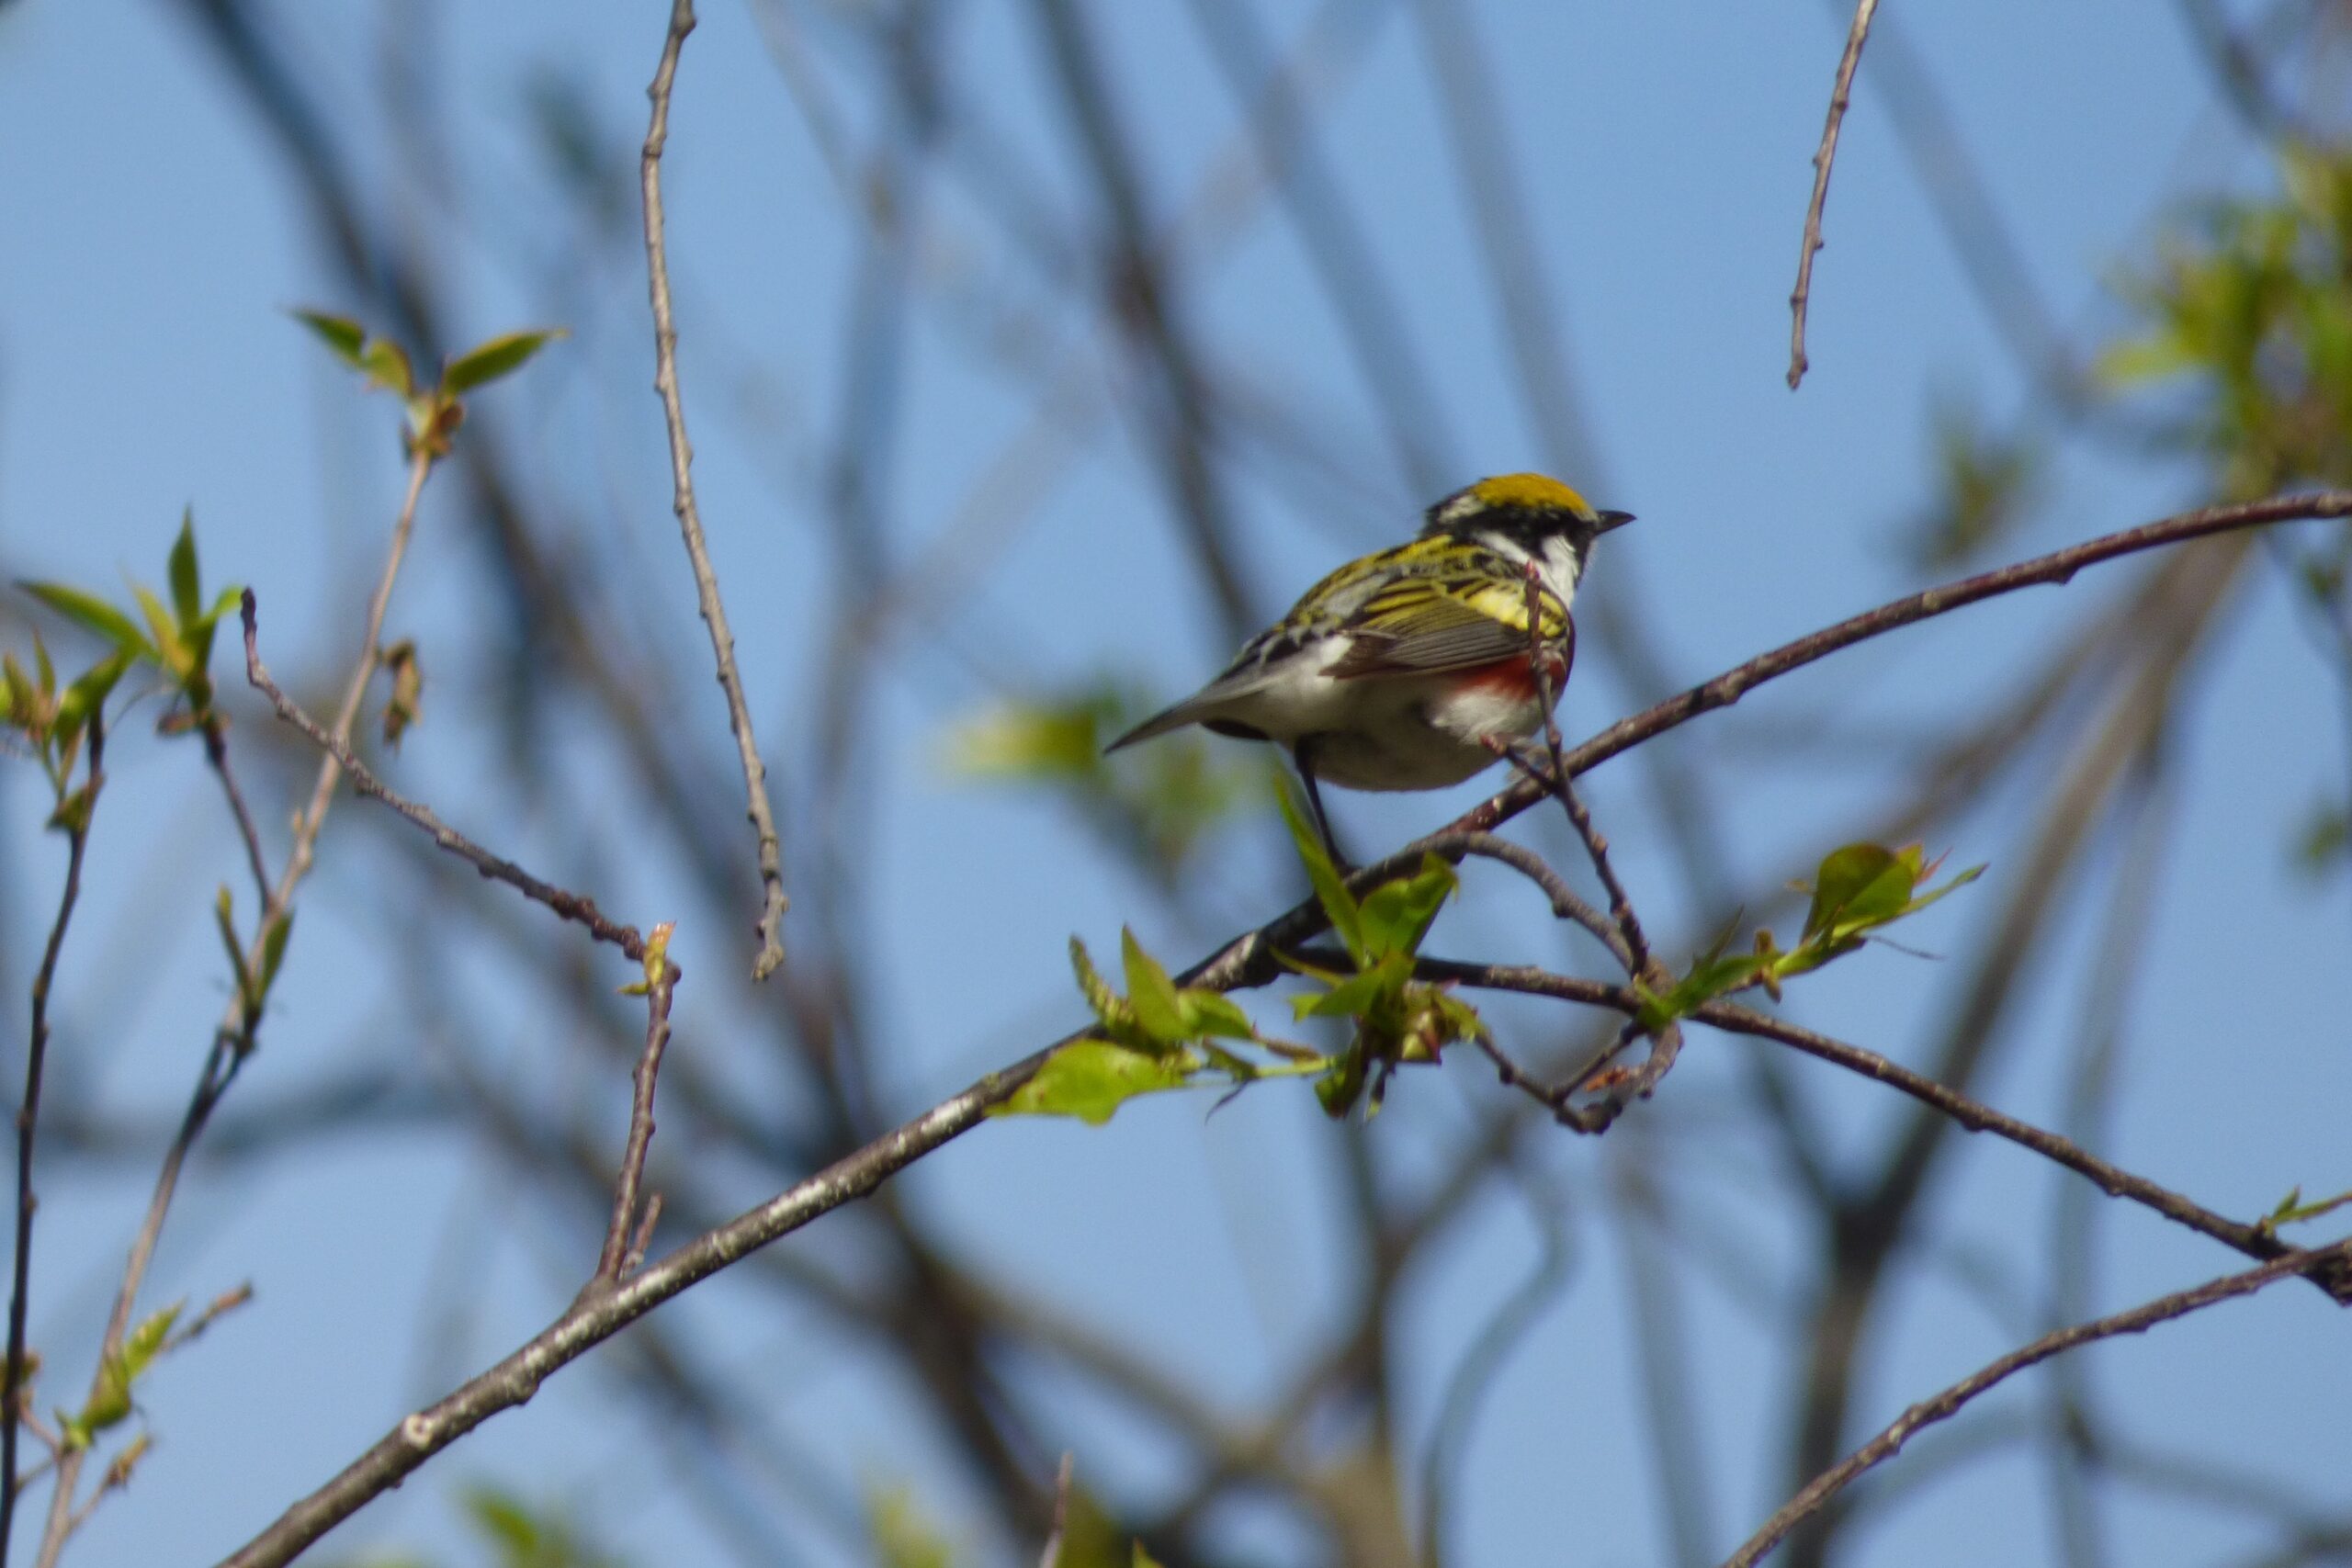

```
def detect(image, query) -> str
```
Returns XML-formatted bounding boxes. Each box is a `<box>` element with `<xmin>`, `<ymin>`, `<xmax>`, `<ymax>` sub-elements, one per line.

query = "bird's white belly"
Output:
<box><xmin>1225</xmin><ymin>650</ymin><xmax>1554</xmax><ymax>792</ymax></box>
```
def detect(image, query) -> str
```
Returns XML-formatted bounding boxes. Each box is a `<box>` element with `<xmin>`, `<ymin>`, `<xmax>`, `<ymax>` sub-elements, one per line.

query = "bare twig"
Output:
<box><xmin>1420</xmin><ymin>958</ymin><xmax>2348</xmax><ymax>1296</ymax></box>
<box><xmin>1720</xmin><ymin>1241</ymin><xmax>2352</xmax><ymax>1568</ymax></box>
<box><xmin>594</xmin><ymin>953</ymin><xmax>678</xmax><ymax>1284</ymax></box>
<box><xmin>1036</xmin><ymin>1452</ymin><xmax>1075</xmax><ymax>1568</ymax></box>
<box><xmin>1556</xmin><ymin>776</ymin><xmax>1653</xmax><ymax>982</ymax></box>
<box><xmin>38</xmin><ymin>1034</ymin><xmax>240</xmax><ymax>1568</ymax></box>
<box><xmin>159</xmin><ymin>1283</ymin><xmax>255</xmax><ymax>1357</ymax></box>
<box><xmin>619</xmin><ymin>1194</ymin><xmax>663</xmax><ymax>1280</ymax></box>
<box><xmin>196</xmin><ymin>713</ymin><xmax>272</xmax><ymax>912</ymax></box>
<box><xmin>1419</xmin><ymin>829</ymin><xmax>1627</xmax><ymax>967</ymax></box>
<box><xmin>3</xmin><ymin>715</ymin><xmax>105</xmax><ymax>1564</ymax></box>
<box><xmin>243</xmin><ymin>592</ymin><xmax>648</xmax><ymax>963</ymax></box>
<box><xmin>1788</xmin><ymin>0</ymin><xmax>1882</xmax><ymax>389</ymax></box>
<box><xmin>277</xmin><ymin>444</ymin><xmax>433</xmax><ymax>904</ymax></box>
<box><xmin>640</xmin><ymin>0</ymin><xmax>791</xmax><ymax>981</ymax></box>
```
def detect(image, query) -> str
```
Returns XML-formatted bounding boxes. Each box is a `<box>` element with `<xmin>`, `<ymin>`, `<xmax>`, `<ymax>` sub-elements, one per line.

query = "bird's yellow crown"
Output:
<box><xmin>1465</xmin><ymin>472</ymin><xmax>1593</xmax><ymax>513</ymax></box>
<box><xmin>1429</xmin><ymin>472</ymin><xmax>1597</xmax><ymax>531</ymax></box>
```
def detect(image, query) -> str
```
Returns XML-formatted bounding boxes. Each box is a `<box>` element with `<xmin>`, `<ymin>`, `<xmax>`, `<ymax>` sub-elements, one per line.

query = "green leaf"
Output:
<box><xmin>1069</xmin><ymin>937</ymin><xmax>1136</xmax><ymax>1040</ymax></box>
<box><xmin>944</xmin><ymin>698</ymin><xmax>1104</xmax><ymax>779</ymax></box>
<box><xmin>257</xmin><ymin>910</ymin><xmax>295</xmax><ymax>996</ymax></box>
<box><xmin>1278</xmin><ymin>788</ymin><xmax>1363</xmax><ymax>964</ymax></box>
<box><xmin>1121</xmin><ymin>927</ymin><xmax>1187</xmax><ymax>1043</ymax></box>
<box><xmin>441</xmin><ymin>328</ymin><xmax>564</xmax><ymax>395</ymax></box>
<box><xmin>118</xmin><ymin>1302</ymin><xmax>180</xmax><ymax>1382</ymax></box>
<box><xmin>1893</xmin><ymin>862</ymin><xmax>1984</xmax><ymax>923</ymax></box>
<box><xmin>1</xmin><ymin>654</ymin><xmax>35</xmax><ymax>729</ymax></box>
<box><xmin>62</xmin><ymin>1301</ymin><xmax>181</xmax><ymax>1450</ymax></box>
<box><xmin>2093</xmin><ymin>332</ymin><xmax>2199</xmax><ymax>388</ymax></box>
<box><xmin>1134</xmin><ymin>1547</ymin><xmax>1167</xmax><ymax>1568</ymax></box>
<box><xmin>19</xmin><ymin>581</ymin><xmax>150</xmax><ymax>657</ymax></box>
<box><xmin>1295</xmin><ymin>952</ymin><xmax>1412</xmax><ymax>1021</ymax></box>
<box><xmin>1041</xmin><ymin>1484</ymin><xmax>1128</xmax><ymax>1568</ymax></box>
<box><xmin>1175</xmin><ymin>989</ymin><xmax>1260</xmax><ymax>1043</ymax></box>
<box><xmin>292</xmin><ymin>310</ymin><xmax>368</xmax><ymax>367</ymax></box>
<box><xmin>296</xmin><ymin>311</ymin><xmax>420</xmax><ymax>399</ymax></box>
<box><xmin>866</xmin><ymin>1484</ymin><xmax>956</xmax><ymax>1568</ymax></box>
<box><xmin>168</xmin><ymin>510</ymin><xmax>201</xmax><ymax>626</ymax></box>
<box><xmin>214</xmin><ymin>886</ymin><xmax>254</xmax><ymax>995</ymax></box>
<box><xmin>1314</xmin><ymin>1048</ymin><xmax>1368</xmax><ymax>1120</ymax></box>
<box><xmin>1804</xmin><ymin>843</ymin><xmax>1904</xmax><ymax>942</ymax></box>
<box><xmin>46</xmin><ymin>785</ymin><xmax>96</xmax><ymax>835</ymax></box>
<box><xmin>988</xmin><ymin>1039</ymin><xmax>1203</xmax><ymax>1125</ymax></box>
<box><xmin>2260</xmin><ymin>1184</ymin><xmax>2352</xmax><ymax>1232</ymax></box>
<box><xmin>131</xmin><ymin>584</ymin><xmax>185</xmax><ymax>677</ymax></box>
<box><xmin>1356</xmin><ymin>855</ymin><xmax>1456</xmax><ymax>960</ymax></box>
<box><xmin>1638</xmin><ymin>951</ymin><xmax>1772</xmax><ymax>1030</ymax></box>
<box><xmin>363</xmin><ymin>340</ymin><xmax>414</xmax><ymax>399</ymax></box>
<box><xmin>52</xmin><ymin>648</ymin><xmax>133</xmax><ymax>741</ymax></box>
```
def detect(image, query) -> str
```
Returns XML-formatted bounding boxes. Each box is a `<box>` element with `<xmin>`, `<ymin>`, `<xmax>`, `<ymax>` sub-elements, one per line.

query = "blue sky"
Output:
<box><xmin>1</xmin><ymin>2</ymin><xmax>2346</xmax><ymax>1565</ymax></box>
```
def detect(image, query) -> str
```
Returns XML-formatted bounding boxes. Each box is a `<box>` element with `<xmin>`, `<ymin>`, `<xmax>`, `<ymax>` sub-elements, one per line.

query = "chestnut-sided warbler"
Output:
<box><xmin>1105</xmin><ymin>472</ymin><xmax>1633</xmax><ymax>858</ymax></box>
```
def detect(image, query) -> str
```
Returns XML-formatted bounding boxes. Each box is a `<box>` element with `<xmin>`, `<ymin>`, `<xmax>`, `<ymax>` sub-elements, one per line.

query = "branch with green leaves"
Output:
<box><xmin>10</xmin><ymin>310</ymin><xmax>558</xmax><ymax>1567</ymax></box>
<box><xmin>0</xmin><ymin>682</ymin><xmax>113</xmax><ymax>1564</ymax></box>
<box><xmin>210</xmin><ymin>487</ymin><xmax>2352</xmax><ymax>1567</ymax></box>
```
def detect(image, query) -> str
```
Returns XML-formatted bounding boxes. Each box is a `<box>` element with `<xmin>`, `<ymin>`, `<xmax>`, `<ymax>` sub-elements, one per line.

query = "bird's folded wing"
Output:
<box><xmin>1326</xmin><ymin>576</ymin><xmax>1565</xmax><ymax>680</ymax></box>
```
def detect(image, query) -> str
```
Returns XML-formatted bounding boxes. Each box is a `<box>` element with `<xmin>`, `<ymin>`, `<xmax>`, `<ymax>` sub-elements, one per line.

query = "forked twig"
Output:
<box><xmin>243</xmin><ymin>592</ymin><xmax>648</xmax><ymax>963</ymax></box>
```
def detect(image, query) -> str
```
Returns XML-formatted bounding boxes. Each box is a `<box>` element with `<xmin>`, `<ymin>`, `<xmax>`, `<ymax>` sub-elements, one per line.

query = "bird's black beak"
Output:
<box><xmin>1596</xmin><ymin>509</ymin><xmax>1635</xmax><ymax>535</ymax></box>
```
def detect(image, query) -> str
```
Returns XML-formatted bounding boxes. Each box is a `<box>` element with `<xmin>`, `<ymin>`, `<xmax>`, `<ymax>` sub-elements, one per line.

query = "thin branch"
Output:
<box><xmin>1036</xmin><ymin>1452</ymin><xmax>1075</xmax><ymax>1568</ymax></box>
<box><xmin>1719</xmin><ymin>1240</ymin><xmax>2352</xmax><ymax>1568</ymax></box>
<box><xmin>212</xmin><ymin>1042</ymin><xmax>1054</xmax><ymax>1568</ymax></box>
<box><xmin>37</xmin><ymin>1033</ymin><xmax>241</xmax><ymax>1568</ymax></box>
<box><xmin>1556</xmin><ymin>775</ymin><xmax>1653</xmax><ymax>982</ymax></box>
<box><xmin>640</xmin><ymin>0</ymin><xmax>791</xmax><ymax>981</ymax></box>
<box><xmin>276</xmin><ymin>443</ymin><xmax>433</xmax><ymax>906</ymax></box>
<box><xmin>594</xmin><ymin>953</ymin><xmax>678</xmax><ymax>1284</ymax></box>
<box><xmin>3</xmin><ymin>715</ymin><xmax>104</xmax><ymax>1565</ymax></box>
<box><xmin>1696</xmin><ymin>1002</ymin><xmax>2342</xmax><ymax>1292</ymax></box>
<box><xmin>1788</xmin><ymin>0</ymin><xmax>1881</xmax><ymax>389</ymax></box>
<box><xmin>1420</xmin><ymin>829</ymin><xmax>1627</xmax><ymax>967</ymax></box>
<box><xmin>243</xmin><ymin>592</ymin><xmax>648</xmax><ymax>963</ymax></box>
<box><xmin>1421</xmin><ymin>958</ymin><xmax>2348</xmax><ymax>1296</ymax></box>
<box><xmin>196</xmin><ymin>713</ymin><xmax>272</xmax><ymax>912</ymax></box>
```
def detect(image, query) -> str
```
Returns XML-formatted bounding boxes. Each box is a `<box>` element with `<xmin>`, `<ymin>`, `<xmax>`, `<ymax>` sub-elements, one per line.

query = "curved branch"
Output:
<box><xmin>1720</xmin><ymin>1240</ymin><xmax>2352</xmax><ymax>1568</ymax></box>
<box><xmin>212</xmin><ymin>1043</ymin><xmax>1050</xmax><ymax>1568</ymax></box>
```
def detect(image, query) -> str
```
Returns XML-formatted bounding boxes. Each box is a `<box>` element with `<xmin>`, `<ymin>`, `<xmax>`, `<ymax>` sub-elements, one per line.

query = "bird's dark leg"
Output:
<box><xmin>1292</xmin><ymin>739</ymin><xmax>1351</xmax><ymax>871</ymax></box>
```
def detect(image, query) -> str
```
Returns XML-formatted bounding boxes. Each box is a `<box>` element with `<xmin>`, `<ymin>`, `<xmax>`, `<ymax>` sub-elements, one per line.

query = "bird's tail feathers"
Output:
<box><xmin>1102</xmin><ymin>700</ymin><xmax>1208</xmax><ymax>754</ymax></box>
